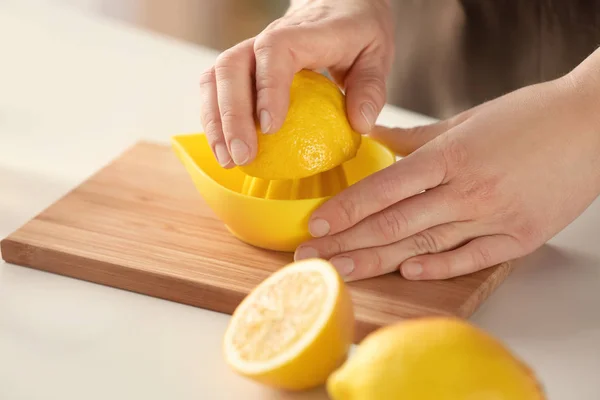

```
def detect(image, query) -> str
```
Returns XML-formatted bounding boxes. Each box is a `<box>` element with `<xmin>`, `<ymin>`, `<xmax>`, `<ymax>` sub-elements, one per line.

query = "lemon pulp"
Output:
<box><xmin>230</xmin><ymin>269</ymin><xmax>327</xmax><ymax>362</ymax></box>
<box><xmin>240</xmin><ymin>164</ymin><xmax>348</xmax><ymax>200</ymax></box>
<box><xmin>223</xmin><ymin>259</ymin><xmax>354</xmax><ymax>391</ymax></box>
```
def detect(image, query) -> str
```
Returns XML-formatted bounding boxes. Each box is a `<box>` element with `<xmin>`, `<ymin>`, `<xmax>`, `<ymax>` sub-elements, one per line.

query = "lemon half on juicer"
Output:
<box><xmin>239</xmin><ymin>69</ymin><xmax>362</xmax><ymax>181</ymax></box>
<box><xmin>171</xmin><ymin>69</ymin><xmax>396</xmax><ymax>252</ymax></box>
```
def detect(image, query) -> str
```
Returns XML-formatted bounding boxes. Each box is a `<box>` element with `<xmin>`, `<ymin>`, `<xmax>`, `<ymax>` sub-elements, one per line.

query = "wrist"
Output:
<box><xmin>564</xmin><ymin>47</ymin><xmax>600</xmax><ymax>112</ymax></box>
<box><xmin>569</xmin><ymin>47</ymin><xmax>600</xmax><ymax>86</ymax></box>
<box><xmin>559</xmin><ymin>48</ymin><xmax>600</xmax><ymax>191</ymax></box>
<box><xmin>560</xmin><ymin>48</ymin><xmax>600</xmax><ymax>132</ymax></box>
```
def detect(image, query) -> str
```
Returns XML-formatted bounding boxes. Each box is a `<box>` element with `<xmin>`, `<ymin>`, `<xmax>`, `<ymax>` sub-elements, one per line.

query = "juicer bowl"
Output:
<box><xmin>171</xmin><ymin>133</ymin><xmax>396</xmax><ymax>252</ymax></box>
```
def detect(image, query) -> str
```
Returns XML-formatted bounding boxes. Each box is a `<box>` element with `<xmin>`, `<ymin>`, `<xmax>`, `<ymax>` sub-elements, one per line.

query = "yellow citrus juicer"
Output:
<box><xmin>239</xmin><ymin>164</ymin><xmax>348</xmax><ymax>200</ymax></box>
<box><xmin>171</xmin><ymin>69</ymin><xmax>396</xmax><ymax>252</ymax></box>
<box><xmin>171</xmin><ymin>133</ymin><xmax>395</xmax><ymax>252</ymax></box>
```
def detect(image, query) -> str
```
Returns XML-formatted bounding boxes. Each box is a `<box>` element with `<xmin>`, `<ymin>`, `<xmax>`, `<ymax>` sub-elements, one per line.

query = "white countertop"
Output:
<box><xmin>1</xmin><ymin>2</ymin><xmax>599</xmax><ymax>399</ymax></box>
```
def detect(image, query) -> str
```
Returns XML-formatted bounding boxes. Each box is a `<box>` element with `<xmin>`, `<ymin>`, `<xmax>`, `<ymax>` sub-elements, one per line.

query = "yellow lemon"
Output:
<box><xmin>222</xmin><ymin>258</ymin><xmax>355</xmax><ymax>391</ymax></box>
<box><xmin>239</xmin><ymin>69</ymin><xmax>362</xmax><ymax>180</ymax></box>
<box><xmin>327</xmin><ymin>317</ymin><xmax>545</xmax><ymax>400</ymax></box>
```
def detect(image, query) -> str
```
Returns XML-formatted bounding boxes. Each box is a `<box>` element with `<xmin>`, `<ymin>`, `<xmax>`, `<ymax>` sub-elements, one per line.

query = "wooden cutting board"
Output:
<box><xmin>1</xmin><ymin>141</ymin><xmax>513</xmax><ymax>342</ymax></box>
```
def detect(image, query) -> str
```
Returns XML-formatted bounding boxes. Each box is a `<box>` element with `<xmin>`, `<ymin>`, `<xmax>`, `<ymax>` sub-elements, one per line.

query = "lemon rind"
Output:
<box><xmin>223</xmin><ymin>258</ymin><xmax>341</xmax><ymax>375</ymax></box>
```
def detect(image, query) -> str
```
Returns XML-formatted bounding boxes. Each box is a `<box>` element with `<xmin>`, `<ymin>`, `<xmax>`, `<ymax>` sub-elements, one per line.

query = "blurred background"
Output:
<box><xmin>15</xmin><ymin>0</ymin><xmax>476</xmax><ymax>119</ymax></box>
<box><xmin>30</xmin><ymin>0</ymin><xmax>289</xmax><ymax>54</ymax></box>
<box><xmin>19</xmin><ymin>0</ymin><xmax>600</xmax><ymax>120</ymax></box>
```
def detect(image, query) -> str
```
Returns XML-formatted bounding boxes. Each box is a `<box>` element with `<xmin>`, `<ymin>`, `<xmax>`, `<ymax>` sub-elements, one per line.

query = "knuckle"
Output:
<box><xmin>458</xmin><ymin>174</ymin><xmax>500</xmax><ymax>207</ymax></box>
<box><xmin>473</xmin><ymin>245</ymin><xmax>494</xmax><ymax>268</ymax></box>
<box><xmin>365</xmin><ymin>250</ymin><xmax>384</xmax><ymax>275</ymax></box>
<box><xmin>334</xmin><ymin>196</ymin><xmax>359</xmax><ymax>227</ymax></box>
<box><xmin>214</xmin><ymin>48</ymin><xmax>243</xmax><ymax>76</ymax></box>
<box><xmin>199</xmin><ymin>67</ymin><xmax>215</xmax><ymax>86</ymax></box>
<box><xmin>359</xmin><ymin>74</ymin><xmax>386</xmax><ymax>103</ymax></box>
<box><xmin>412</xmin><ymin>230</ymin><xmax>441</xmax><ymax>254</ymax></box>
<box><xmin>254</xmin><ymin>27</ymin><xmax>299</xmax><ymax>69</ymax></box>
<box><xmin>324</xmin><ymin>236</ymin><xmax>345</xmax><ymax>256</ymax></box>
<box><xmin>202</xmin><ymin>118</ymin><xmax>222</xmax><ymax>141</ymax></box>
<box><xmin>263</xmin><ymin>17</ymin><xmax>284</xmax><ymax>31</ymax></box>
<box><xmin>372</xmin><ymin>175</ymin><xmax>398</xmax><ymax>207</ymax></box>
<box><xmin>214</xmin><ymin>51</ymin><xmax>234</xmax><ymax>70</ymax></box>
<box><xmin>375</xmin><ymin>208</ymin><xmax>407</xmax><ymax>242</ymax></box>
<box><xmin>219</xmin><ymin>107</ymin><xmax>239</xmax><ymax>122</ymax></box>
<box><xmin>254</xmin><ymin>29</ymin><xmax>282</xmax><ymax>55</ymax></box>
<box><xmin>255</xmin><ymin>72</ymin><xmax>278</xmax><ymax>93</ymax></box>
<box><xmin>215</xmin><ymin>39</ymin><xmax>254</xmax><ymax>74</ymax></box>
<box><xmin>440</xmin><ymin>136</ymin><xmax>469</xmax><ymax>172</ymax></box>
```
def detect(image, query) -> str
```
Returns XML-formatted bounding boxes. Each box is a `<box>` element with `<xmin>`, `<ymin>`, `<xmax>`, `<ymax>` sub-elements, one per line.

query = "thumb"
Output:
<box><xmin>368</xmin><ymin>110</ymin><xmax>473</xmax><ymax>156</ymax></box>
<box><xmin>343</xmin><ymin>51</ymin><xmax>389</xmax><ymax>135</ymax></box>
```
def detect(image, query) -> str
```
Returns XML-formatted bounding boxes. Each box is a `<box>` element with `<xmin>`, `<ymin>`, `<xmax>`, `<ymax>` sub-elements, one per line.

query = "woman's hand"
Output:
<box><xmin>199</xmin><ymin>0</ymin><xmax>394</xmax><ymax>167</ymax></box>
<box><xmin>295</xmin><ymin>53</ymin><xmax>600</xmax><ymax>281</ymax></box>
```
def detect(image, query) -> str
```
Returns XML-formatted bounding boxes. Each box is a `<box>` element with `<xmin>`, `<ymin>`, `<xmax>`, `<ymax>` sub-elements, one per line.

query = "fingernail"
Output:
<box><xmin>331</xmin><ymin>257</ymin><xmax>354</xmax><ymax>277</ymax></box>
<box><xmin>308</xmin><ymin>218</ymin><xmax>330</xmax><ymax>237</ymax></box>
<box><xmin>214</xmin><ymin>143</ymin><xmax>231</xmax><ymax>167</ymax></box>
<box><xmin>360</xmin><ymin>102</ymin><xmax>377</xmax><ymax>132</ymax></box>
<box><xmin>401</xmin><ymin>262</ymin><xmax>423</xmax><ymax>279</ymax></box>
<box><xmin>294</xmin><ymin>246</ymin><xmax>319</xmax><ymax>261</ymax></box>
<box><xmin>230</xmin><ymin>139</ymin><xmax>249</xmax><ymax>165</ymax></box>
<box><xmin>259</xmin><ymin>109</ymin><xmax>272</xmax><ymax>134</ymax></box>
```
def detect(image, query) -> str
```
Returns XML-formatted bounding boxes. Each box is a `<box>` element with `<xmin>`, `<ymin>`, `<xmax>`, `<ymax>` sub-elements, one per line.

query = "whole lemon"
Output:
<box><xmin>326</xmin><ymin>317</ymin><xmax>545</xmax><ymax>400</ymax></box>
<box><xmin>238</xmin><ymin>69</ymin><xmax>362</xmax><ymax>180</ymax></box>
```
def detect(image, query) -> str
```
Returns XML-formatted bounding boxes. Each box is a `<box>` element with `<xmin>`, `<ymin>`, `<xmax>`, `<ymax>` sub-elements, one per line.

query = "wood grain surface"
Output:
<box><xmin>1</xmin><ymin>141</ymin><xmax>513</xmax><ymax>342</ymax></box>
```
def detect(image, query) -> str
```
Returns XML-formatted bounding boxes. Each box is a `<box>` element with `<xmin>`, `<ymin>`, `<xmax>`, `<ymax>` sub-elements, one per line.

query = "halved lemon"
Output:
<box><xmin>238</xmin><ymin>69</ymin><xmax>362</xmax><ymax>180</ymax></box>
<box><xmin>222</xmin><ymin>258</ymin><xmax>355</xmax><ymax>391</ymax></box>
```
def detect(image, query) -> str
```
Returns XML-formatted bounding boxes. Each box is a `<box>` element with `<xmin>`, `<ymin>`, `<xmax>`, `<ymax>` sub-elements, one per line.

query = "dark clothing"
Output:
<box><xmin>388</xmin><ymin>0</ymin><xmax>600</xmax><ymax>119</ymax></box>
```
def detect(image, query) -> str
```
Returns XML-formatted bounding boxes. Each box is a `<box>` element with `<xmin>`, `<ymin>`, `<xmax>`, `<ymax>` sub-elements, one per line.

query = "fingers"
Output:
<box><xmin>343</xmin><ymin>48</ymin><xmax>389</xmax><ymax>134</ymax></box>
<box><xmin>369</xmin><ymin>110</ymin><xmax>473</xmax><ymax>156</ymax></box>
<box><xmin>308</xmin><ymin>146</ymin><xmax>447</xmax><ymax>237</ymax></box>
<box><xmin>400</xmin><ymin>234</ymin><xmax>523</xmax><ymax>280</ymax></box>
<box><xmin>199</xmin><ymin>67</ymin><xmax>234</xmax><ymax>168</ymax></box>
<box><xmin>203</xmin><ymin>4</ymin><xmax>393</xmax><ymax>165</ymax></box>
<box><xmin>203</xmin><ymin>6</ymin><xmax>394</xmax><ymax>165</ymax></box>
<box><xmin>214</xmin><ymin>39</ymin><xmax>258</xmax><ymax>166</ymax></box>
<box><xmin>252</xmin><ymin>30</ymin><xmax>294</xmax><ymax>134</ymax></box>
<box><xmin>296</xmin><ymin>186</ymin><xmax>463</xmax><ymax>259</ymax></box>
<box><xmin>327</xmin><ymin>222</ymin><xmax>479</xmax><ymax>281</ymax></box>
<box><xmin>200</xmin><ymin>39</ymin><xmax>257</xmax><ymax>166</ymax></box>
<box><xmin>252</xmin><ymin>22</ymin><xmax>364</xmax><ymax>135</ymax></box>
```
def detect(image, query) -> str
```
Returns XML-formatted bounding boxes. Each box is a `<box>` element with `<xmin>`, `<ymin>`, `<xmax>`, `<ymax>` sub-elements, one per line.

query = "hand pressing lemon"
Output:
<box><xmin>238</xmin><ymin>69</ymin><xmax>362</xmax><ymax>180</ymax></box>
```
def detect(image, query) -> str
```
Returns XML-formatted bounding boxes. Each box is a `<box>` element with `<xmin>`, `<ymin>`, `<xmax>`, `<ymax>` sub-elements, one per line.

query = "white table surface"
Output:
<box><xmin>1</xmin><ymin>2</ymin><xmax>599</xmax><ymax>399</ymax></box>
